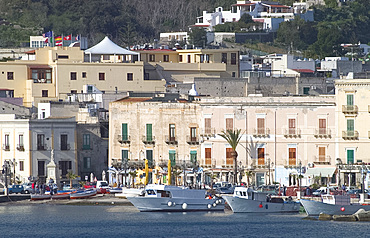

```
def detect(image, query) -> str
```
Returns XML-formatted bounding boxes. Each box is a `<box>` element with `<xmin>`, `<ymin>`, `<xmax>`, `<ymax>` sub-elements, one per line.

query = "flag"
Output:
<box><xmin>44</xmin><ymin>38</ymin><xmax>49</xmax><ymax>43</ymax></box>
<box><xmin>63</xmin><ymin>34</ymin><xmax>71</xmax><ymax>41</ymax></box>
<box><xmin>55</xmin><ymin>41</ymin><xmax>62</xmax><ymax>46</ymax></box>
<box><xmin>75</xmin><ymin>35</ymin><xmax>80</xmax><ymax>41</ymax></box>
<box><xmin>55</xmin><ymin>36</ymin><xmax>62</xmax><ymax>41</ymax></box>
<box><xmin>43</xmin><ymin>31</ymin><xmax>52</xmax><ymax>38</ymax></box>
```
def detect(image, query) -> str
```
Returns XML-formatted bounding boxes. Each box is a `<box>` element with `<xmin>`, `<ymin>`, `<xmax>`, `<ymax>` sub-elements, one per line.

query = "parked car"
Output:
<box><xmin>22</xmin><ymin>182</ymin><xmax>34</xmax><ymax>194</ymax></box>
<box><xmin>8</xmin><ymin>185</ymin><xmax>25</xmax><ymax>194</ymax></box>
<box><xmin>84</xmin><ymin>182</ymin><xmax>96</xmax><ymax>189</ymax></box>
<box><xmin>312</xmin><ymin>187</ymin><xmax>328</xmax><ymax>196</ymax></box>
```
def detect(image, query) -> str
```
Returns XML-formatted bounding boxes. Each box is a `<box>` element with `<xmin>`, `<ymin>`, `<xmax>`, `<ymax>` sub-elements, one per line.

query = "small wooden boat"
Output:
<box><xmin>31</xmin><ymin>193</ymin><xmax>51</xmax><ymax>201</ymax></box>
<box><xmin>51</xmin><ymin>192</ymin><xmax>72</xmax><ymax>200</ymax></box>
<box><xmin>70</xmin><ymin>189</ymin><xmax>97</xmax><ymax>199</ymax></box>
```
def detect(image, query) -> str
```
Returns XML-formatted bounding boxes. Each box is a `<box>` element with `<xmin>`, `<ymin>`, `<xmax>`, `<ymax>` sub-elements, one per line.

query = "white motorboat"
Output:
<box><xmin>300</xmin><ymin>194</ymin><xmax>370</xmax><ymax>216</ymax></box>
<box><xmin>115</xmin><ymin>188</ymin><xmax>144</xmax><ymax>198</ymax></box>
<box><xmin>223</xmin><ymin>187</ymin><xmax>300</xmax><ymax>213</ymax></box>
<box><xmin>127</xmin><ymin>184</ymin><xmax>224</xmax><ymax>212</ymax></box>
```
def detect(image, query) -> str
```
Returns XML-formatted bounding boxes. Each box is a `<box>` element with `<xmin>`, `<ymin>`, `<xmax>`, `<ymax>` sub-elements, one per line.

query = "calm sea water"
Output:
<box><xmin>0</xmin><ymin>205</ymin><xmax>368</xmax><ymax>238</ymax></box>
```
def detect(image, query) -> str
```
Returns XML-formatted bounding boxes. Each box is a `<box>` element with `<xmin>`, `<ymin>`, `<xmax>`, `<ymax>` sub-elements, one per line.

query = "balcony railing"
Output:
<box><xmin>117</xmin><ymin>135</ymin><xmax>131</xmax><ymax>144</ymax></box>
<box><xmin>283</xmin><ymin>128</ymin><xmax>301</xmax><ymax>138</ymax></box>
<box><xmin>342</xmin><ymin>105</ymin><xmax>358</xmax><ymax>114</ymax></box>
<box><xmin>37</xmin><ymin>145</ymin><xmax>47</xmax><ymax>151</ymax></box>
<box><xmin>61</xmin><ymin>144</ymin><xmax>71</xmax><ymax>151</ymax></box>
<box><xmin>202</xmin><ymin>158</ymin><xmax>216</xmax><ymax>168</ymax></box>
<box><xmin>222</xmin><ymin>158</ymin><xmax>234</xmax><ymax>168</ymax></box>
<box><xmin>342</xmin><ymin>130</ymin><xmax>359</xmax><ymax>140</ymax></box>
<box><xmin>314</xmin><ymin>155</ymin><xmax>331</xmax><ymax>165</ymax></box>
<box><xmin>3</xmin><ymin>144</ymin><xmax>10</xmax><ymax>151</ymax></box>
<box><xmin>314</xmin><ymin>128</ymin><xmax>331</xmax><ymax>138</ymax></box>
<box><xmin>186</xmin><ymin>135</ymin><xmax>200</xmax><ymax>145</ymax></box>
<box><xmin>142</xmin><ymin>135</ymin><xmax>155</xmax><ymax>144</ymax></box>
<box><xmin>165</xmin><ymin>135</ymin><xmax>178</xmax><ymax>145</ymax></box>
<box><xmin>253</xmin><ymin>128</ymin><xmax>270</xmax><ymax>137</ymax></box>
<box><xmin>17</xmin><ymin>144</ymin><xmax>25</xmax><ymax>151</ymax></box>
<box><xmin>200</xmin><ymin>128</ymin><xmax>216</xmax><ymax>137</ymax></box>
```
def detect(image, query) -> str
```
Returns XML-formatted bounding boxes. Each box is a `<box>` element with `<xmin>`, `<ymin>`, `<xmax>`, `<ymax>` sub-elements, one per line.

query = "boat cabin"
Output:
<box><xmin>144</xmin><ymin>184</ymin><xmax>206</xmax><ymax>199</ymax></box>
<box><xmin>233</xmin><ymin>187</ymin><xmax>285</xmax><ymax>203</ymax></box>
<box><xmin>322</xmin><ymin>194</ymin><xmax>351</xmax><ymax>205</ymax></box>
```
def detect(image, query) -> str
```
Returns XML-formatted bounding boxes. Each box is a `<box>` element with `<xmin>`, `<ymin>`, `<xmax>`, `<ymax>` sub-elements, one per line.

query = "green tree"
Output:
<box><xmin>218</xmin><ymin>129</ymin><xmax>242</xmax><ymax>184</ymax></box>
<box><xmin>189</xmin><ymin>27</ymin><xmax>207</xmax><ymax>47</ymax></box>
<box><xmin>66</xmin><ymin>170</ymin><xmax>78</xmax><ymax>188</ymax></box>
<box><xmin>128</xmin><ymin>170</ymin><xmax>137</xmax><ymax>188</ymax></box>
<box><xmin>245</xmin><ymin>170</ymin><xmax>254</xmax><ymax>187</ymax></box>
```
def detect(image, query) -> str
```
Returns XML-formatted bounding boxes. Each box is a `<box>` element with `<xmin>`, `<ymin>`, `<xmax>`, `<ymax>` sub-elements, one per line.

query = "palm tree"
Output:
<box><xmin>128</xmin><ymin>170</ymin><xmax>137</xmax><ymax>188</ymax></box>
<box><xmin>66</xmin><ymin>170</ymin><xmax>78</xmax><ymax>188</ymax></box>
<box><xmin>172</xmin><ymin>169</ymin><xmax>182</xmax><ymax>186</ymax></box>
<box><xmin>245</xmin><ymin>170</ymin><xmax>254</xmax><ymax>187</ymax></box>
<box><xmin>218</xmin><ymin>129</ymin><xmax>242</xmax><ymax>184</ymax></box>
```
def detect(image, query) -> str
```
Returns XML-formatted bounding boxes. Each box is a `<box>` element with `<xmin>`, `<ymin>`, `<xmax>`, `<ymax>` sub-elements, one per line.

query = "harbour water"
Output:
<box><xmin>0</xmin><ymin>204</ymin><xmax>368</xmax><ymax>238</ymax></box>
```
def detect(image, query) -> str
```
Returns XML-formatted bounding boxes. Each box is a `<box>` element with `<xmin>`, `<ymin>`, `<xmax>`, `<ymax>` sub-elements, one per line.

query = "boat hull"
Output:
<box><xmin>127</xmin><ymin>197</ymin><xmax>225</xmax><ymax>212</ymax></box>
<box><xmin>223</xmin><ymin>196</ymin><xmax>300</xmax><ymax>213</ymax></box>
<box><xmin>30</xmin><ymin>194</ymin><xmax>51</xmax><ymax>201</ymax></box>
<box><xmin>70</xmin><ymin>190</ymin><xmax>97</xmax><ymax>199</ymax></box>
<box><xmin>300</xmin><ymin>199</ymin><xmax>370</xmax><ymax>216</ymax></box>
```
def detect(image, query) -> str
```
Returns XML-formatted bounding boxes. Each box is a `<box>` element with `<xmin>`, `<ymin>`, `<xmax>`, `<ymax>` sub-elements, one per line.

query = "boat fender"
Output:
<box><xmin>213</xmin><ymin>203</ymin><xmax>216</xmax><ymax>207</ymax></box>
<box><xmin>341</xmin><ymin>207</ymin><xmax>345</xmax><ymax>212</ymax></box>
<box><xmin>207</xmin><ymin>204</ymin><xmax>212</xmax><ymax>209</ymax></box>
<box><xmin>265</xmin><ymin>204</ymin><xmax>268</xmax><ymax>209</ymax></box>
<box><xmin>182</xmin><ymin>203</ymin><xmax>188</xmax><ymax>210</ymax></box>
<box><xmin>259</xmin><ymin>203</ymin><xmax>263</xmax><ymax>208</ymax></box>
<box><xmin>215</xmin><ymin>200</ymin><xmax>219</xmax><ymax>204</ymax></box>
<box><xmin>167</xmin><ymin>201</ymin><xmax>173</xmax><ymax>207</ymax></box>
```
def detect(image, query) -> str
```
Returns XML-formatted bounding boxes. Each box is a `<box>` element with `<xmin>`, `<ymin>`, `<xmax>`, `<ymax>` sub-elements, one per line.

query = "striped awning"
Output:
<box><xmin>305</xmin><ymin>167</ymin><xmax>336</xmax><ymax>177</ymax></box>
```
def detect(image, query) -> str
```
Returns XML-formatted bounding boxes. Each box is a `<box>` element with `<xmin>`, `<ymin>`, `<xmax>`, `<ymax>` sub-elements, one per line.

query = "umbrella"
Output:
<box><xmin>145</xmin><ymin>159</ymin><xmax>149</xmax><ymax>185</ymax></box>
<box><xmin>90</xmin><ymin>173</ymin><xmax>94</xmax><ymax>182</ymax></box>
<box><xmin>168</xmin><ymin>159</ymin><xmax>171</xmax><ymax>185</ymax></box>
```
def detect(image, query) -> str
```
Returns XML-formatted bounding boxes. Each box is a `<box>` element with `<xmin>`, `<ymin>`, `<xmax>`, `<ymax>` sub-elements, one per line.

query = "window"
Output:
<box><xmin>319</xmin><ymin>147</ymin><xmax>326</xmax><ymax>162</ymax></box>
<box><xmin>4</xmin><ymin>134</ymin><xmax>9</xmax><ymax>150</ymax></box>
<box><xmin>347</xmin><ymin>149</ymin><xmax>354</xmax><ymax>164</ymax></box>
<box><xmin>303</xmin><ymin>87</ymin><xmax>310</xmax><ymax>95</ymax></box>
<box><xmin>190</xmin><ymin>127</ymin><xmax>197</xmax><ymax>142</ymax></box>
<box><xmin>205</xmin><ymin>118</ymin><xmax>211</xmax><ymax>134</ymax></box>
<box><xmin>163</xmin><ymin>55</ymin><xmax>169</xmax><ymax>62</ymax></box>
<box><xmin>82</xmin><ymin>72</ymin><xmax>87</xmax><ymax>78</ymax></box>
<box><xmin>179</xmin><ymin>55</ymin><xmax>183</xmax><ymax>62</ymax></box>
<box><xmin>87</xmin><ymin>85</ymin><xmax>93</xmax><ymax>93</ymax></box>
<box><xmin>289</xmin><ymin>148</ymin><xmax>296</xmax><ymax>165</ymax></box>
<box><xmin>347</xmin><ymin>119</ymin><xmax>354</xmax><ymax>136</ymax></box>
<box><xmin>19</xmin><ymin>161</ymin><xmax>24</xmax><ymax>171</ymax></box>
<box><xmin>42</xmin><ymin>90</ymin><xmax>48</xmax><ymax>97</ymax></box>
<box><xmin>122</xmin><ymin>123</ymin><xmax>128</xmax><ymax>141</ymax></box>
<box><xmin>258</xmin><ymin>147</ymin><xmax>265</xmax><ymax>165</ymax></box>
<box><xmin>232</xmin><ymin>72</ymin><xmax>236</xmax><ymax>77</ymax></box>
<box><xmin>319</xmin><ymin>119</ymin><xmax>326</xmax><ymax>134</ymax></box>
<box><xmin>169</xmin><ymin>124</ymin><xmax>176</xmax><ymax>141</ymax></box>
<box><xmin>187</xmin><ymin>55</ymin><xmax>191</xmax><ymax>63</ymax></box>
<box><xmin>57</xmin><ymin>55</ymin><xmax>69</xmax><ymax>59</ymax></box>
<box><xmin>226</xmin><ymin>118</ymin><xmax>233</xmax><ymax>131</ymax></box>
<box><xmin>83</xmin><ymin>134</ymin><xmax>91</xmax><ymax>150</ymax></box>
<box><xmin>144</xmin><ymin>73</ymin><xmax>149</xmax><ymax>80</ymax></box>
<box><xmin>190</xmin><ymin>151</ymin><xmax>197</xmax><ymax>164</ymax></box>
<box><xmin>103</xmin><ymin>55</ymin><xmax>110</xmax><ymax>60</ymax></box>
<box><xmin>70</xmin><ymin>72</ymin><xmax>77</xmax><ymax>80</ymax></box>
<box><xmin>70</xmin><ymin>90</ymin><xmax>77</xmax><ymax>94</ymax></box>
<box><xmin>257</xmin><ymin>118</ymin><xmax>265</xmax><ymax>134</ymax></box>
<box><xmin>146</xmin><ymin>150</ymin><xmax>153</xmax><ymax>167</ymax></box>
<box><xmin>222</xmin><ymin>53</ymin><xmax>227</xmax><ymax>64</ymax></box>
<box><xmin>347</xmin><ymin>94</ymin><xmax>354</xmax><ymax>106</ymax></box>
<box><xmin>288</xmin><ymin>118</ymin><xmax>296</xmax><ymax>134</ymax></box>
<box><xmin>99</xmin><ymin>72</ymin><xmax>105</xmax><ymax>81</ymax></box>
<box><xmin>31</xmin><ymin>68</ymin><xmax>52</xmax><ymax>83</ymax></box>
<box><xmin>18</xmin><ymin>134</ymin><xmax>24</xmax><ymax>150</ymax></box>
<box><xmin>146</xmin><ymin>124</ymin><xmax>152</xmax><ymax>142</ymax></box>
<box><xmin>169</xmin><ymin>150</ymin><xmax>176</xmax><ymax>165</ymax></box>
<box><xmin>231</xmin><ymin>53</ymin><xmax>237</xmax><ymax>65</ymax></box>
<box><xmin>127</xmin><ymin>73</ymin><xmax>133</xmax><ymax>81</ymax></box>
<box><xmin>38</xmin><ymin>161</ymin><xmax>45</xmax><ymax>176</ymax></box>
<box><xmin>59</xmin><ymin>161</ymin><xmax>72</xmax><ymax>178</ymax></box>
<box><xmin>61</xmin><ymin>134</ymin><xmax>68</xmax><ymax>150</ymax></box>
<box><xmin>83</xmin><ymin>157</ymin><xmax>91</xmax><ymax>169</ymax></box>
<box><xmin>205</xmin><ymin>148</ymin><xmax>212</xmax><ymax>165</ymax></box>
<box><xmin>226</xmin><ymin>148</ymin><xmax>233</xmax><ymax>165</ymax></box>
<box><xmin>7</xmin><ymin>72</ymin><xmax>13</xmax><ymax>80</ymax></box>
<box><xmin>122</xmin><ymin>150</ymin><xmax>129</xmax><ymax>161</ymax></box>
<box><xmin>37</xmin><ymin>134</ymin><xmax>45</xmax><ymax>150</ymax></box>
<box><xmin>149</xmin><ymin>54</ymin><xmax>155</xmax><ymax>62</ymax></box>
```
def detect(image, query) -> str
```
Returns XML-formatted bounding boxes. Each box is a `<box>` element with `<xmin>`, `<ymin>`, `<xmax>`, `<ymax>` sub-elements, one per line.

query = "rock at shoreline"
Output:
<box><xmin>332</xmin><ymin>215</ymin><xmax>357</xmax><ymax>222</ymax></box>
<box><xmin>318</xmin><ymin>213</ymin><xmax>332</xmax><ymax>221</ymax></box>
<box><xmin>354</xmin><ymin>209</ymin><xmax>370</xmax><ymax>221</ymax></box>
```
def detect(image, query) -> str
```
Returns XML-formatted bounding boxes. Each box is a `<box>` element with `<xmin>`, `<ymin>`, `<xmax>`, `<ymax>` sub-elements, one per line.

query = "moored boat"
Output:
<box><xmin>115</xmin><ymin>188</ymin><xmax>144</xmax><ymax>198</ymax></box>
<box><xmin>30</xmin><ymin>193</ymin><xmax>51</xmax><ymax>201</ymax></box>
<box><xmin>69</xmin><ymin>189</ymin><xmax>97</xmax><ymax>199</ymax></box>
<box><xmin>300</xmin><ymin>194</ymin><xmax>370</xmax><ymax>216</ymax></box>
<box><xmin>127</xmin><ymin>184</ymin><xmax>224</xmax><ymax>212</ymax></box>
<box><xmin>223</xmin><ymin>187</ymin><xmax>300</xmax><ymax>213</ymax></box>
<box><xmin>51</xmin><ymin>191</ymin><xmax>72</xmax><ymax>200</ymax></box>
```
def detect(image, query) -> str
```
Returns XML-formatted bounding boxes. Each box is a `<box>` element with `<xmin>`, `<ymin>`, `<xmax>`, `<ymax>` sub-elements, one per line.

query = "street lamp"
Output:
<box><xmin>2</xmin><ymin>161</ymin><xmax>11</xmax><ymax>196</ymax></box>
<box><xmin>361</xmin><ymin>163</ymin><xmax>367</xmax><ymax>202</ymax></box>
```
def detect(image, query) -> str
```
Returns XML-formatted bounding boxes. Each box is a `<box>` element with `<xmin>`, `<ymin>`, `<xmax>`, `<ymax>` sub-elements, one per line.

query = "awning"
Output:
<box><xmin>305</xmin><ymin>167</ymin><xmax>336</xmax><ymax>177</ymax></box>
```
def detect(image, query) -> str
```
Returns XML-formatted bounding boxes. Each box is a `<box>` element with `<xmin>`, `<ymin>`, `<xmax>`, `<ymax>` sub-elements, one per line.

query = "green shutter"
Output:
<box><xmin>169</xmin><ymin>150</ymin><xmax>176</xmax><ymax>165</ymax></box>
<box><xmin>122</xmin><ymin>123</ymin><xmax>128</xmax><ymax>140</ymax></box>
<box><xmin>190</xmin><ymin>151</ymin><xmax>197</xmax><ymax>164</ymax></box>
<box><xmin>146</xmin><ymin>150</ymin><xmax>153</xmax><ymax>167</ymax></box>
<box><xmin>122</xmin><ymin>150</ymin><xmax>129</xmax><ymax>161</ymax></box>
<box><xmin>347</xmin><ymin>94</ymin><xmax>353</xmax><ymax>106</ymax></box>
<box><xmin>347</xmin><ymin>119</ymin><xmax>354</xmax><ymax>132</ymax></box>
<box><xmin>146</xmin><ymin>124</ymin><xmax>152</xmax><ymax>141</ymax></box>
<box><xmin>347</xmin><ymin>150</ymin><xmax>354</xmax><ymax>164</ymax></box>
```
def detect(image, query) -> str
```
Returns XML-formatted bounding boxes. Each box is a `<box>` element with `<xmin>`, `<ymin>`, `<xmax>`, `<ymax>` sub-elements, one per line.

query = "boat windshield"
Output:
<box><xmin>146</xmin><ymin>189</ymin><xmax>156</xmax><ymax>195</ymax></box>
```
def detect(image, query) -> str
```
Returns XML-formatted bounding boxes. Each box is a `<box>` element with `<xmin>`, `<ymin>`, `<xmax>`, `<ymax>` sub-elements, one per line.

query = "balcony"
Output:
<box><xmin>61</xmin><ymin>144</ymin><xmax>71</xmax><ymax>151</ymax></box>
<box><xmin>117</xmin><ymin>135</ymin><xmax>131</xmax><ymax>144</ymax></box>
<box><xmin>314</xmin><ymin>128</ymin><xmax>331</xmax><ymax>138</ymax></box>
<box><xmin>202</xmin><ymin>158</ymin><xmax>215</xmax><ymax>168</ymax></box>
<box><xmin>222</xmin><ymin>159</ymin><xmax>234</xmax><ymax>168</ymax></box>
<box><xmin>342</xmin><ymin>105</ymin><xmax>358</xmax><ymax>114</ymax></box>
<box><xmin>314</xmin><ymin>155</ymin><xmax>331</xmax><ymax>165</ymax></box>
<box><xmin>165</xmin><ymin>135</ymin><xmax>178</xmax><ymax>145</ymax></box>
<box><xmin>284</xmin><ymin>159</ymin><xmax>297</xmax><ymax>168</ymax></box>
<box><xmin>186</xmin><ymin>135</ymin><xmax>200</xmax><ymax>145</ymax></box>
<box><xmin>200</xmin><ymin>128</ymin><xmax>216</xmax><ymax>138</ymax></box>
<box><xmin>342</xmin><ymin>130</ymin><xmax>359</xmax><ymax>140</ymax></box>
<box><xmin>3</xmin><ymin>144</ymin><xmax>10</xmax><ymax>151</ymax></box>
<box><xmin>283</xmin><ymin>128</ymin><xmax>301</xmax><ymax>138</ymax></box>
<box><xmin>16</xmin><ymin>144</ymin><xmax>25</xmax><ymax>151</ymax></box>
<box><xmin>37</xmin><ymin>145</ymin><xmax>47</xmax><ymax>151</ymax></box>
<box><xmin>253</xmin><ymin>128</ymin><xmax>270</xmax><ymax>138</ymax></box>
<box><xmin>142</xmin><ymin>135</ymin><xmax>156</xmax><ymax>145</ymax></box>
